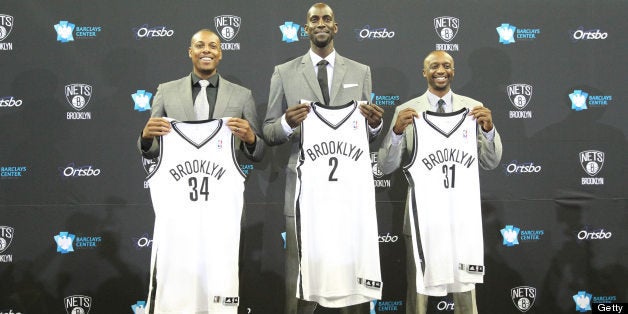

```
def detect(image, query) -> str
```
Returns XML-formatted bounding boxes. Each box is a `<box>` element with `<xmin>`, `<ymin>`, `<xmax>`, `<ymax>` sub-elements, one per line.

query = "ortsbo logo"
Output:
<box><xmin>0</xmin><ymin>14</ymin><xmax>14</xmax><ymax>41</ymax></box>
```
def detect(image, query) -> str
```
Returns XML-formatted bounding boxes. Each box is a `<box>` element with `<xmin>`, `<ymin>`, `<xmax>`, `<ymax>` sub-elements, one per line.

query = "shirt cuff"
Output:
<box><xmin>391</xmin><ymin>132</ymin><xmax>403</xmax><ymax>146</ymax></box>
<box><xmin>281</xmin><ymin>113</ymin><xmax>294</xmax><ymax>136</ymax></box>
<box><xmin>482</xmin><ymin>127</ymin><xmax>495</xmax><ymax>142</ymax></box>
<box><xmin>368</xmin><ymin>119</ymin><xmax>383</xmax><ymax>135</ymax></box>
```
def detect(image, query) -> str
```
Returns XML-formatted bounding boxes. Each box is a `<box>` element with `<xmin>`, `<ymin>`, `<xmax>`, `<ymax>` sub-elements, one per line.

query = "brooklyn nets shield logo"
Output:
<box><xmin>507</xmin><ymin>84</ymin><xmax>533</xmax><ymax>109</ymax></box>
<box><xmin>370</xmin><ymin>152</ymin><xmax>384</xmax><ymax>179</ymax></box>
<box><xmin>0</xmin><ymin>15</ymin><xmax>14</xmax><ymax>41</ymax></box>
<box><xmin>579</xmin><ymin>150</ymin><xmax>604</xmax><ymax>176</ymax></box>
<box><xmin>434</xmin><ymin>16</ymin><xmax>459</xmax><ymax>42</ymax></box>
<box><xmin>142</xmin><ymin>156</ymin><xmax>159</xmax><ymax>175</ymax></box>
<box><xmin>511</xmin><ymin>286</ymin><xmax>536</xmax><ymax>312</ymax></box>
<box><xmin>0</xmin><ymin>226</ymin><xmax>14</xmax><ymax>254</ymax></box>
<box><xmin>64</xmin><ymin>295</ymin><xmax>92</xmax><ymax>314</ymax></box>
<box><xmin>214</xmin><ymin>15</ymin><xmax>241</xmax><ymax>41</ymax></box>
<box><xmin>65</xmin><ymin>84</ymin><xmax>93</xmax><ymax>111</ymax></box>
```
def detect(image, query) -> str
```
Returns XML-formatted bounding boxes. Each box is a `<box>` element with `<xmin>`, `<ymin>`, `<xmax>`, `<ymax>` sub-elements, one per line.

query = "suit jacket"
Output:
<box><xmin>263</xmin><ymin>52</ymin><xmax>375</xmax><ymax>215</ymax></box>
<box><xmin>137</xmin><ymin>73</ymin><xmax>264</xmax><ymax>161</ymax></box>
<box><xmin>377</xmin><ymin>91</ymin><xmax>503</xmax><ymax>234</ymax></box>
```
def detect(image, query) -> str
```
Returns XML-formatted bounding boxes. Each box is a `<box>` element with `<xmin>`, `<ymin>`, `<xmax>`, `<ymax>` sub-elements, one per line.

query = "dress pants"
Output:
<box><xmin>404</xmin><ymin>235</ymin><xmax>478</xmax><ymax>314</ymax></box>
<box><xmin>285</xmin><ymin>216</ymin><xmax>370</xmax><ymax>314</ymax></box>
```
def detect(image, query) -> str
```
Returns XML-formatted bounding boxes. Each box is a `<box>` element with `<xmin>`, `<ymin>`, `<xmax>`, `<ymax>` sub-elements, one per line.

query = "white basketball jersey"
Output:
<box><xmin>294</xmin><ymin>101</ymin><xmax>382</xmax><ymax>307</ymax></box>
<box><xmin>403</xmin><ymin>108</ymin><xmax>484</xmax><ymax>296</ymax></box>
<box><xmin>146</xmin><ymin>118</ymin><xmax>245</xmax><ymax>314</ymax></box>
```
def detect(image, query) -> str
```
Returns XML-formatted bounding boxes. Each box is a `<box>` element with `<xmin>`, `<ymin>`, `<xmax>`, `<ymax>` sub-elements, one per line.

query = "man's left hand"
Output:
<box><xmin>227</xmin><ymin>118</ymin><xmax>256</xmax><ymax>145</ymax></box>
<box><xmin>469</xmin><ymin>105</ymin><xmax>494</xmax><ymax>132</ymax></box>
<box><xmin>360</xmin><ymin>103</ymin><xmax>384</xmax><ymax>128</ymax></box>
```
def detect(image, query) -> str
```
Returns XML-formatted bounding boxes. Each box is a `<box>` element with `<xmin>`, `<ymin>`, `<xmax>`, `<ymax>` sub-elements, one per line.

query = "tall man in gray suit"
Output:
<box><xmin>138</xmin><ymin>29</ymin><xmax>264</xmax><ymax>161</ymax></box>
<box><xmin>378</xmin><ymin>50</ymin><xmax>503</xmax><ymax>314</ymax></box>
<box><xmin>263</xmin><ymin>3</ymin><xmax>384</xmax><ymax>313</ymax></box>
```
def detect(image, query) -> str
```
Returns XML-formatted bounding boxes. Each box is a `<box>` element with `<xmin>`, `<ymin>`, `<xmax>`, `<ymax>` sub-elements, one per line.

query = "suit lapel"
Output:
<box><xmin>179</xmin><ymin>75</ymin><xmax>195</xmax><ymax>120</ymax></box>
<box><xmin>452</xmin><ymin>92</ymin><xmax>465</xmax><ymax>111</ymax></box>
<box><xmin>299</xmin><ymin>54</ymin><xmax>325</xmax><ymax>104</ymax></box>
<box><xmin>330</xmin><ymin>54</ymin><xmax>346</xmax><ymax>106</ymax></box>
<box><xmin>213</xmin><ymin>75</ymin><xmax>231</xmax><ymax>118</ymax></box>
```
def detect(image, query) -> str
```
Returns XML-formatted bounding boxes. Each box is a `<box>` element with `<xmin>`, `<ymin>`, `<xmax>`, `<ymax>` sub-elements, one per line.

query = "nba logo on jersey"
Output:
<box><xmin>65</xmin><ymin>84</ymin><xmax>92</xmax><ymax>111</ymax></box>
<box><xmin>217</xmin><ymin>139</ymin><xmax>223</xmax><ymax>150</ymax></box>
<box><xmin>64</xmin><ymin>295</ymin><xmax>92</xmax><ymax>314</ymax></box>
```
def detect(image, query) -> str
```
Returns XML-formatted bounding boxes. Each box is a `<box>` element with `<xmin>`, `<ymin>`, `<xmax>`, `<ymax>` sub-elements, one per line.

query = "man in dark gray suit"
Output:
<box><xmin>378</xmin><ymin>50</ymin><xmax>503</xmax><ymax>314</ymax></box>
<box><xmin>138</xmin><ymin>29</ymin><xmax>264</xmax><ymax>161</ymax></box>
<box><xmin>263</xmin><ymin>3</ymin><xmax>384</xmax><ymax>314</ymax></box>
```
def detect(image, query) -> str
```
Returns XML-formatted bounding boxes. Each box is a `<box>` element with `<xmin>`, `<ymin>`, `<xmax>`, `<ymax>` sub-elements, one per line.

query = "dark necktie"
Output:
<box><xmin>317</xmin><ymin>60</ymin><xmax>330</xmax><ymax>105</ymax></box>
<box><xmin>437</xmin><ymin>98</ymin><xmax>446</xmax><ymax>113</ymax></box>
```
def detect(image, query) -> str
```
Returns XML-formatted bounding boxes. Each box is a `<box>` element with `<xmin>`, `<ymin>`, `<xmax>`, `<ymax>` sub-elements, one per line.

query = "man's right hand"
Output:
<box><xmin>393</xmin><ymin>108</ymin><xmax>419</xmax><ymax>135</ymax></box>
<box><xmin>142</xmin><ymin>117</ymin><xmax>171</xmax><ymax>140</ymax></box>
<box><xmin>285</xmin><ymin>103</ymin><xmax>311</xmax><ymax>129</ymax></box>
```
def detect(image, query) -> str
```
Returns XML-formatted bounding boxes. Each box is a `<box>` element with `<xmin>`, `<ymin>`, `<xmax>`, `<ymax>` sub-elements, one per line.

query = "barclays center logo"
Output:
<box><xmin>496</xmin><ymin>23</ymin><xmax>540</xmax><ymax>45</ymax></box>
<box><xmin>501</xmin><ymin>225</ymin><xmax>544</xmax><ymax>247</ymax></box>
<box><xmin>569</xmin><ymin>89</ymin><xmax>612</xmax><ymax>111</ymax></box>
<box><xmin>132</xmin><ymin>90</ymin><xmax>153</xmax><ymax>112</ymax></box>
<box><xmin>214</xmin><ymin>15</ymin><xmax>241</xmax><ymax>50</ymax></box>
<box><xmin>370</xmin><ymin>92</ymin><xmax>399</xmax><ymax>107</ymax></box>
<box><xmin>54</xmin><ymin>232</ymin><xmax>76</xmax><ymax>254</ymax></box>
<box><xmin>434</xmin><ymin>16</ymin><xmax>460</xmax><ymax>51</ymax></box>
<box><xmin>279</xmin><ymin>21</ymin><xmax>302</xmax><ymax>43</ymax></box>
<box><xmin>54</xmin><ymin>20</ymin><xmax>102</xmax><ymax>42</ymax></box>
<box><xmin>131</xmin><ymin>301</ymin><xmax>147</xmax><ymax>313</ymax></box>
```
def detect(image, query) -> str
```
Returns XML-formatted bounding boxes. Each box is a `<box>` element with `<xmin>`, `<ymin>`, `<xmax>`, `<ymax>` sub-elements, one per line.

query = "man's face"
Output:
<box><xmin>305</xmin><ymin>4</ymin><xmax>338</xmax><ymax>48</ymax></box>
<box><xmin>188</xmin><ymin>31</ymin><xmax>222</xmax><ymax>78</ymax></box>
<box><xmin>423</xmin><ymin>52</ymin><xmax>455</xmax><ymax>93</ymax></box>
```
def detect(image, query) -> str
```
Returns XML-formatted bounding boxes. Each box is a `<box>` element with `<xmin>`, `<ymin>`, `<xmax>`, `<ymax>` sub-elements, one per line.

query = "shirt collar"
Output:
<box><xmin>309</xmin><ymin>49</ymin><xmax>336</xmax><ymax>69</ymax></box>
<box><xmin>427</xmin><ymin>90</ymin><xmax>453</xmax><ymax>110</ymax></box>
<box><xmin>191</xmin><ymin>72</ymin><xmax>219</xmax><ymax>87</ymax></box>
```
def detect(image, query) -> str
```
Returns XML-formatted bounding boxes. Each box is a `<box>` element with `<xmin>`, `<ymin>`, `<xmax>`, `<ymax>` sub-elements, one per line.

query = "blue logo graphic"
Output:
<box><xmin>132</xmin><ymin>90</ymin><xmax>153</xmax><ymax>112</ymax></box>
<box><xmin>496</xmin><ymin>23</ymin><xmax>516</xmax><ymax>44</ymax></box>
<box><xmin>281</xmin><ymin>231</ymin><xmax>286</xmax><ymax>249</ymax></box>
<box><xmin>280</xmin><ymin>22</ymin><xmax>300</xmax><ymax>43</ymax></box>
<box><xmin>370</xmin><ymin>300</ymin><xmax>377</xmax><ymax>314</ymax></box>
<box><xmin>501</xmin><ymin>225</ymin><xmax>520</xmax><ymax>246</ymax></box>
<box><xmin>54</xmin><ymin>21</ymin><xmax>75</xmax><ymax>42</ymax></box>
<box><xmin>573</xmin><ymin>291</ymin><xmax>592</xmax><ymax>312</ymax></box>
<box><xmin>132</xmin><ymin>300</ymin><xmax>147</xmax><ymax>313</ymax></box>
<box><xmin>370</xmin><ymin>93</ymin><xmax>399</xmax><ymax>106</ymax></box>
<box><xmin>569</xmin><ymin>90</ymin><xmax>589</xmax><ymax>111</ymax></box>
<box><xmin>54</xmin><ymin>232</ymin><xmax>75</xmax><ymax>254</ymax></box>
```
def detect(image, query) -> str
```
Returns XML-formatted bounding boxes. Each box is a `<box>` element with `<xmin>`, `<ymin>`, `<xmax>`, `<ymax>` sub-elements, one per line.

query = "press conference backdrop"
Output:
<box><xmin>1</xmin><ymin>0</ymin><xmax>626</xmax><ymax>313</ymax></box>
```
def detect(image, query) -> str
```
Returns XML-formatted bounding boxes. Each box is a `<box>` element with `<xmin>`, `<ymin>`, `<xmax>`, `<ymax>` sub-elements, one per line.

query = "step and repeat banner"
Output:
<box><xmin>1</xmin><ymin>0</ymin><xmax>626</xmax><ymax>313</ymax></box>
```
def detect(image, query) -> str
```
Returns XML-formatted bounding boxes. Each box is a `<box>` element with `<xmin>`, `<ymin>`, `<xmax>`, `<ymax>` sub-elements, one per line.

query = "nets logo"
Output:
<box><xmin>133</xmin><ymin>24</ymin><xmax>174</xmax><ymax>39</ymax></box>
<box><xmin>0</xmin><ymin>14</ymin><xmax>14</xmax><ymax>41</ymax></box>
<box><xmin>132</xmin><ymin>90</ymin><xmax>153</xmax><ymax>112</ymax></box>
<box><xmin>354</xmin><ymin>25</ymin><xmax>395</xmax><ymax>41</ymax></box>
<box><xmin>64</xmin><ymin>295</ymin><xmax>92</xmax><ymax>314</ymax></box>
<box><xmin>54</xmin><ymin>232</ymin><xmax>76</xmax><ymax>254</ymax></box>
<box><xmin>0</xmin><ymin>226</ymin><xmax>14</xmax><ymax>256</ymax></box>
<box><xmin>511</xmin><ymin>286</ymin><xmax>536</xmax><ymax>312</ymax></box>
<box><xmin>570</xmin><ymin>26</ymin><xmax>608</xmax><ymax>42</ymax></box>
<box><xmin>579</xmin><ymin>150</ymin><xmax>604</xmax><ymax>176</ymax></box>
<box><xmin>214</xmin><ymin>15</ymin><xmax>241</xmax><ymax>50</ymax></box>
<box><xmin>507</xmin><ymin>84</ymin><xmax>533</xmax><ymax>110</ymax></box>
<box><xmin>142</xmin><ymin>156</ymin><xmax>158</xmax><ymax>175</ymax></box>
<box><xmin>434</xmin><ymin>16</ymin><xmax>460</xmax><ymax>51</ymax></box>
<box><xmin>131</xmin><ymin>301</ymin><xmax>146</xmax><ymax>313</ymax></box>
<box><xmin>65</xmin><ymin>84</ymin><xmax>92</xmax><ymax>111</ymax></box>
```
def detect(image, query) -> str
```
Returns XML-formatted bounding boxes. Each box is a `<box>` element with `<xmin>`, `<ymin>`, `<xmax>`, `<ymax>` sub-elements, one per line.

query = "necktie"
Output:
<box><xmin>437</xmin><ymin>98</ymin><xmax>446</xmax><ymax>113</ymax></box>
<box><xmin>194</xmin><ymin>80</ymin><xmax>210</xmax><ymax>120</ymax></box>
<box><xmin>317</xmin><ymin>60</ymin><xmax>330</xmax><ymax>105</ymax></box>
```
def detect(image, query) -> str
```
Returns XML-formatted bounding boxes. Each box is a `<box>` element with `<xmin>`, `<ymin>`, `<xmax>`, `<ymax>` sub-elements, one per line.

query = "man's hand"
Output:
<box><xmin>469</xmin><ymin>105</ymin><xmax>494</xmax><ymax>132</ymax></box>
<box><xmin>285</xmin><ymin>103</ymin><xmax>311</xmax><ymax>128</ymax></box>
<box><xmin>227</xmin><ymin>118</ymin><xmax>256</xmax><ymax>145</ymax></box>
<box><xmin>142</xmin><ymin>117</ymin><xmax>171</xmax><ymax>140</ymax></box>
<box><xmin>393</xmin><ymin>108</ymin><xmax>419</xmax><ymax>135</ymax></box>
<box><xmin>359</xmin><ymin>103</ymin><xmax>384</xmax><ymax>128</ymax></box>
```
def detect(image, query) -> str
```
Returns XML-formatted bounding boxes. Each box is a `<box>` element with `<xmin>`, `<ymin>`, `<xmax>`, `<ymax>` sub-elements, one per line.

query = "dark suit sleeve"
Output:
<box><xmin>137</xmin><ymin>83</ymin><xmax>166</xmax><ymax>159</ymax></box>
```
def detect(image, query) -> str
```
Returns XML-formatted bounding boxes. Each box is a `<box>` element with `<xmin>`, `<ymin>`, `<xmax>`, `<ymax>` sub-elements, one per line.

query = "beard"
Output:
<box><xmin>310</xmin><ymin>32</ymin><xmax>333</xmax><ymax>48</ymax></box>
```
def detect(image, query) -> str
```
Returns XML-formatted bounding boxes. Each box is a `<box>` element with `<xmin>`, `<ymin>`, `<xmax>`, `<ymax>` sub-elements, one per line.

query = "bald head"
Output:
<box><xmin>423</xmin><ymin>50</ymin><xmax>454</xmax><ymax>70</ymax></box>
